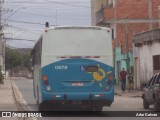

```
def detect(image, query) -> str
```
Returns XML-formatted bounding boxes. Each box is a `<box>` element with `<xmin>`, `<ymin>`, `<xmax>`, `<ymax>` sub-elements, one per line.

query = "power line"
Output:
<box><xmin>46</xmin><ymin>0</ymin><xmax>90</xmax><ymax>8</ymax></box>
<box><xmin>5</xmin><ymin>1</ymin><xmax>91</xmax><ymax>8</ymax></box>
<box><xmin>6</xmin><ymin>41</ymin><xmax>34</xmax><ymax>48</ymax></box>
<box><xmin>19</xmin><ymin>11</ymin><xmax>56</xmax><ymax>19</ymax></box>
<box><xmin>3</xmin><ymin>19</ymin><xmax>54</xmax><ymax>26</ymax></box>
<box><xmin>19</xmin><ymin>11</ymin><xmax>91</xmax><ymax>21</ymax></box>
<box><xmin>7</xmin><ymin>25</ymin><xmax>42</xmax><ymax>32</ymax></box>
<box><xmin>5</xmin><ymin>37</ymin><xmax>36</xmax><ymax>42</ymax></box>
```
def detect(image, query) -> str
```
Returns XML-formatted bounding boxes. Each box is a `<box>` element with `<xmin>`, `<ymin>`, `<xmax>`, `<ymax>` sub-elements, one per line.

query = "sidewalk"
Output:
<box><xmin>114</xmin><ymin>85</ymin><xmax>142</xmax><ymax>98</ymax></box>
<box><xmin>0</xmin><ymin>79</ymin><xmax>18</xmax><ymax>120</ymax></box>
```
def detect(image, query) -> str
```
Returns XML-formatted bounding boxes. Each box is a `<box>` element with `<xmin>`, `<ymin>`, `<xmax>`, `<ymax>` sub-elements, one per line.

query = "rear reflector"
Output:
<box><xmin>44</xmin><ymin>80</ymin><xmax>49</xmax><ymax>85</ymax></box>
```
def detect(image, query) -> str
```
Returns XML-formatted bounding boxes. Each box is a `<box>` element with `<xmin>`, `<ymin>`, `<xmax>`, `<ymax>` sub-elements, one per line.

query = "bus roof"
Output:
<box><xmin>45</xmin><ymin>26</ymin><xmax>110</xmax><ymax>32</ymax></box>
<box><xmin>33</xmin><ymin>26</ymin><xmax>111</xmax><ymax>49</ymax></box>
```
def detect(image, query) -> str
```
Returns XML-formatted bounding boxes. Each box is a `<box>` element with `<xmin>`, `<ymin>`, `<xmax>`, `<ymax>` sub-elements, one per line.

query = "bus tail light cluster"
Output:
<box><xmin>42</xmin><ymin>75</ymin><xmax>51</xmax><ymax>91</ymax></box>
<box><xmin>42</xmin><ymin>75</ymin><xmax>49</xmax><ymax>85</ymax></box>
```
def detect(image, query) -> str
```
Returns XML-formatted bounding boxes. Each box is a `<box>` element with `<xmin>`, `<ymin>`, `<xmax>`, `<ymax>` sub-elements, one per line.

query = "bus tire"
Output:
<box><xmin>143</xmin><ymin>99</ymin><xmax>149</xmax><ymax>109</ymax></box>
<box><xmin>87</xmin><ymin>106</ymin><xmax>103</xmax><ymax>111</ymax></box>
<box><xmin>38</xmin><ymin>102</ymin><xmax>48</xmax><ymax>111</ymax></box>
<box><xmin>94</xmin><ymin>106</ymin><xmax>103</xmax><ymax>112</ymax></box>
<box><xmin>154</xmin><ymin>98</ymin><xmax>160</xmax><ymax>111</ymax></box>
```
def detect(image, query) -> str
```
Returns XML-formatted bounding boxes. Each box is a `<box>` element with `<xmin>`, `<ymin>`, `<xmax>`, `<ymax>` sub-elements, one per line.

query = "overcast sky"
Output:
<box><xmin>2</xmin><ymin>0</ymin><xmax>91</xmax><ymax>48</ymax></box>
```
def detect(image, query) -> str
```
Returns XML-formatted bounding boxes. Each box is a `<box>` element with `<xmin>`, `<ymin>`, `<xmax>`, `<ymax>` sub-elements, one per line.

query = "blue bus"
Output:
<box><xmin>32</xmin><ymin>26</ymin><xmax>114</xmax><ymax>111</ymax></box>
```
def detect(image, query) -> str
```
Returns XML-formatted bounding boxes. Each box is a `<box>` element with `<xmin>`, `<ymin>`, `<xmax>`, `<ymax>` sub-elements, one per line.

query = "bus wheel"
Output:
<box><xmin>87</xmin><ymin>106</ymin><xmax>102</xmax><ymax>112</ymax></box>
<box><xmin>143</xmin><ymin>99</ymin><xmax>149</xmax><ymax>109</ymax></box>
<box><xmin>94</xmin><ymin>106</ymin><xmax>103</xmax><ymax>112</ymax></box>
<box><xmin>154</xmin><ymin>98</ymin><xmax>160</xmax><ymax>111</ymax></box>
<box><xmin>38</xmin><ymin>102</ymin><xmax>48</xmax><ymax>111</ymax></box>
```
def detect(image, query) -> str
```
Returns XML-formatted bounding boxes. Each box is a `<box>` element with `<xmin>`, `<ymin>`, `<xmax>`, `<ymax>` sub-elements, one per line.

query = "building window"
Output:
<box><xmin>153</xmin><ymin>55</ymin><xmax>160</xmax><ymax>70</ymax></box>
<box><xmin>106</xmin><ymin>0</ymin><xmax>115</xmax><ymax>8</ymax></box>
<box><xmin>111</xmin><ymin>24</ymin><xmax>116</xmax><ymax>39</ymax></box>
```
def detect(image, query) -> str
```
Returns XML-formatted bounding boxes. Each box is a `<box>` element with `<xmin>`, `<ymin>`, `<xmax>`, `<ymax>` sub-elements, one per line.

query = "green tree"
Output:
<box><xmin>5</xmin><ymin>47</ymin><xmax>23</xmax><ymax>70</ymax></box>
<box><xmin>0</xmin><ymin>66</ymin><xmax>4</xmax><ymax>85</ymax></box>
<box><xmin>22</xmin><ymin>53</ymin><xmax>31</xmax><ymax>70</ymax></box>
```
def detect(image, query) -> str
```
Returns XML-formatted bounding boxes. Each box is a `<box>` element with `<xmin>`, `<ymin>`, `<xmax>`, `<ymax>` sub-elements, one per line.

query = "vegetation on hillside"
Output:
<box><xmin>5</xmin><ymin>47</ymin><xmax>31</xmax><ymax>70</ymax></box>
<box><xmin>0</xmin><ymin>67</ymin><xmax>4</xmax><ymax>85</ymax></box>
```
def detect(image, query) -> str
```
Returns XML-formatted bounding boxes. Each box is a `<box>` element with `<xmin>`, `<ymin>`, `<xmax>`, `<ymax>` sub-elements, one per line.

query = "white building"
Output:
<box><xmin>133</xmin><ymin>28</ymin><xmax>160</xmax><ymax>90</ymax></box>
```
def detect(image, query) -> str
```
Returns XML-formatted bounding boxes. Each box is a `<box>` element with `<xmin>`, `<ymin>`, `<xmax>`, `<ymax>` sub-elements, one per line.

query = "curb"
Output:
<box><xmin>114</xmin><ymin>92</ymin><xmax>142</xmax><ymax>98</ymax></box>
<box><xmin>10</xmin><ymin>79</ymin><xmax>37</xmax><ymax>120</ymax></box>
<box><xmin>114</xmin><ymin>92</ymin><xmax>122</xmax><ymax>96</ymax></box>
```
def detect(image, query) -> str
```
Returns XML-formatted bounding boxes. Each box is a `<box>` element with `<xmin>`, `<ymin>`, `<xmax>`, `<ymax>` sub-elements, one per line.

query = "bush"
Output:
<box><xmin>0</xmin><ymin>66</ymin><xmax>4</xmax><ymax>85</ymax></box>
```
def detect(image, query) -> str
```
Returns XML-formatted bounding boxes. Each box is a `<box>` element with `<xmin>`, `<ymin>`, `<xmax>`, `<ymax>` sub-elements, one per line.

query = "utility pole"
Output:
<box><xmin>0</xmin><ymin>0</ymin><xmax>3</xmax><ymax>74</ymax></box>
<box><xmin>125</xmin><ymin>17</ymin><xmax>130</xmax><ymax>73</ymax></box>
<box><xmin>0</xmin><ymin>0</ymin><xmax>5</xmax><ymax>77</ymax></box>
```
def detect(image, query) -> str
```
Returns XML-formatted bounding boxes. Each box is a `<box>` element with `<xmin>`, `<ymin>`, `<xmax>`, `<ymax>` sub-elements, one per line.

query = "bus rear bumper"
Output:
<box><xmin>41</xmin><ymin>90</ymin><xmax>114</xmax><ymax>106</ymax></box>
<box><xmin>45</xmin><ymin>100</ymin><xmax>113</xmax><ymax>107</ymax></box>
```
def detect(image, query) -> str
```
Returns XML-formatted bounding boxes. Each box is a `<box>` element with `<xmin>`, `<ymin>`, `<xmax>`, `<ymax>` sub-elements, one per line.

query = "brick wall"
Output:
<box><xmin>116</xmin><ymin>0</ymin><xmax>149</xmax><ymax>19</ymax></box>
<box><xmin>104</xmin><ymin>8</ymin><xmax>115</xmax><ymax>20</ymax></box>
<box><xmin>152</xmin><ymin>0</ymin><xmax>160</xmax><ymax>18</ymax></box>
<box><xmin>103</xmin><ymin>0</ymin><xmax>160</xmax><ymax>51</ymax></box>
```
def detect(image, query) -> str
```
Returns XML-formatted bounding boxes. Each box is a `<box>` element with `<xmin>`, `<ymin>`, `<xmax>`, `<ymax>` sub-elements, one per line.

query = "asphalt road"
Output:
<box><xmin>13</xmin><ymin>77</ymin><xmax>159</xmax><ymax>120</ymax></box>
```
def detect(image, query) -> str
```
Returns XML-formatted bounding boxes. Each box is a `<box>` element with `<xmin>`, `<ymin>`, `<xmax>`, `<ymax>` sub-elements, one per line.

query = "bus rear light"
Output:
<box><xmin>44</xmin><ymin>80</ymin><xmax>49</xmax><ymax>85</ymax></box>
<box><xmin>42</xmin><ymin>75</ymin><xmax>47</xmax><ymax>81</ymax></box>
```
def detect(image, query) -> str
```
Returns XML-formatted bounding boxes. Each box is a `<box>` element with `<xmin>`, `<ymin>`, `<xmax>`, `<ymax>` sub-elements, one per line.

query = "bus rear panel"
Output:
<box><xmin>33</xmin><ymin>26</ymin><xmax>114</xmax><ymax>111</ymax></box>
<box><xmin>41</xmin><ymin>58</ymin><xmax>114</xmax><ymax>107</ymax></box>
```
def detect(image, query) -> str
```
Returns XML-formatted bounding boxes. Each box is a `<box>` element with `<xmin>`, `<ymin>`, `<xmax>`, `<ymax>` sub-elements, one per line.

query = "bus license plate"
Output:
<box><xmin>72</xmin><ymin>82</ymin><xmax>84</xmax><ymax>86</ymax></box>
